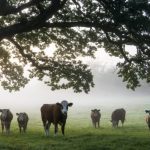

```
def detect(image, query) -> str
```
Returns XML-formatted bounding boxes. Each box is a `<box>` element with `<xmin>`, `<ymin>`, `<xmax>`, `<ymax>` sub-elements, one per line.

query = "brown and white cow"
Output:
<box><xmin>0</xmin><ymin>109</ymin><xmax>13</xmax><ymax>134</ymax></box>
<box><xmin>16</xmin><ymin>112</ymin><xmax>29</xmax><ymax>133</ymax></box>
<box><xmin>111</xmin><ymin>108</ymin><xmax>126</xmax><ymax>128</ymax></box>
<box><xmin>41</xmin><ymin>100</ymin><xmax>73</xmax><ymax>136</ymax></box>
<box><xmin>91</xmin><ymin>109</ymin><xmax>101</xmax><ymax>128</ymax></box>
<box><xmin>145</xmin><ymin>110</ymin><xmax>150</xmax><ymax>130</ymax></box>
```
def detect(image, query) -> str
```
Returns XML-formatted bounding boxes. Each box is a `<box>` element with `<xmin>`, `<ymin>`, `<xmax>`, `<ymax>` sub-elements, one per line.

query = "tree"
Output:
<box><xmin>0</xmin><ymin>0</ymin><xmax>150</xmax><ymax>93</ymax></box>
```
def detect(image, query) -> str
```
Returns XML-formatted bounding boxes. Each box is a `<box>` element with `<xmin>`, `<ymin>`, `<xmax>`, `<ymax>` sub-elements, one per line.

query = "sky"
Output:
<box><xmin>0</xmin><ymin>47</ymin><xmax>150</xmax><ymax>113</ymax></box>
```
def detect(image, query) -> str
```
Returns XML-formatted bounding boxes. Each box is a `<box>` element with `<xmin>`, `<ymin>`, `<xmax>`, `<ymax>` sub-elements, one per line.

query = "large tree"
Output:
<box><xmin>0</xmin><ymin>0</ymin><xmax>150</xmax><ymax>93</ymax></box>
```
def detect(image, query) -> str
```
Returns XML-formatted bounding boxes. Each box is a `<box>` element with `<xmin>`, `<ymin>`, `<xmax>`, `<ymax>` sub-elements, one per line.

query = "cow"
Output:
<box><xmin>91</xmin><ymin>109</ymin><xmax>101</xmax><ymax>128</ymax></box>
<box><xmin>145</xmin><ymin>110</ymin><xmax>150</xmax><ymax>130</ymax></box>
<box><xmin>16</xmin><ymin>112</ymin><xmax>29</xmax><ymax>133</ymax></box>
<box><xmin>41</xmin><ymin>100</ymin><xmax>73</xmax><ymax>136</ymax></box>
<box><xmin>0</xmin><ymin>109</ymin><xmax>13</xmax><ymax>134</ymax></box>
<box><xmin>111</xmin><ymin>108</ymin><xmax>126</xmax><ymax>128</ymax></box>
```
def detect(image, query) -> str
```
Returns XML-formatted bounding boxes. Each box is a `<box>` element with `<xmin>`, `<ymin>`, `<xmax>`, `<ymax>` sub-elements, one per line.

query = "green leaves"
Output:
<box><xmin>0</xmin><ymin>0</ymin><xmax>150</xmax><ymax>93</ymax></box>
<box><xmin>29</xmin><ymin>59</ymin><xmax>94</xmax><ymax>93</ymax></box>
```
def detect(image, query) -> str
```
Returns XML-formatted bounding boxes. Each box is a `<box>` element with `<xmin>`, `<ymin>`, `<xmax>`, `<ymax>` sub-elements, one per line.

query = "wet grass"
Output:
<box><xmin>0</xmin><ymin>106</ymin><xmax>150</xmax><ymax>150</ymax></box>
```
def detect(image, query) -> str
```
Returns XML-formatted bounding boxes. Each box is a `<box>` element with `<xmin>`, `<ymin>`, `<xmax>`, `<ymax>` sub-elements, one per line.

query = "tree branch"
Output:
<box><xmin>0</xmin><ymin>0</ymin><xmax>67</xmax><ymax>38</ymax></box>
<box><xmin>0</xmin><ymin>0</ymin><xmax>44</xmax><ymax>16</ymax></box>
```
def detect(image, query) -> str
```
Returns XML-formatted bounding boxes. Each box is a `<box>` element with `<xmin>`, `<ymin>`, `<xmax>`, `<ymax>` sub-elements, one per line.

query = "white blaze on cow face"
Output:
<box><xmin>58</xmin><ymin>100</ymin><xmax>73</xmax><ymax>115</ymax></box>
<box><xmin>61</xmin><ymin>100</ymin><xmax>69</xmax><ymax>115</ymax></box>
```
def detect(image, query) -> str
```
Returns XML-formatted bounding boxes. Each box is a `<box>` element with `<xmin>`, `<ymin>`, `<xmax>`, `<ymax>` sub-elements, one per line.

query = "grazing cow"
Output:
<box><xmin>91</xmin><ymin>109</ymin><xmax>101</xmax><ymax>128</ymax></box>
<box><xmin>16</xmin><ymin>112</ymin><xmax>29</xmax><ymax>133</ymax></box>
<box><xmin>111</xmin><ymin>108</ymin><xmax>126</xmax><ymax>128</ymax></box>
<box><xmin>41</xmin><ymin>100</ymin><xmax>73</xmax><ymax>136</ymax></box>
<box><xmin>0</xmin><ymin>109</ymin><xmax>13</xmax><ymax>134</ymax></box>
<box><xmin>145</xmin><ymin>110</ymin><xmax>150</xmax><ymax>130</ymax></box>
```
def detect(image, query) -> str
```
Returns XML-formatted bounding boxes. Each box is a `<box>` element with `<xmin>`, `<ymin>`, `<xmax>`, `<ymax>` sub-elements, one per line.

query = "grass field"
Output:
<box><xmin>0</xmin><ymin>105</ymin><xmax>150</xmax><ymax>150</ymax></box>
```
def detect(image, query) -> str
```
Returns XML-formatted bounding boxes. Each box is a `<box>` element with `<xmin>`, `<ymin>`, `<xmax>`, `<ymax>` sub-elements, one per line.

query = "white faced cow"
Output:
<box><xmin>41</xmin><ymin>100</ymin><xmax>73</xmax><ymax>136</ymax></box>
<box><xmin>0</xmin><ymin>109</ymin><xmax>13</xmax><ymax>134</ymax></box>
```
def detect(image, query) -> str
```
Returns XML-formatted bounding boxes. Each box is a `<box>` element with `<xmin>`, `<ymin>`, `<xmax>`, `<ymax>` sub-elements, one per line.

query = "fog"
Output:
<box><xmin>0</xmin><ymin>49</ymin><xmax>150</xmax><ymax>113</ymax></box>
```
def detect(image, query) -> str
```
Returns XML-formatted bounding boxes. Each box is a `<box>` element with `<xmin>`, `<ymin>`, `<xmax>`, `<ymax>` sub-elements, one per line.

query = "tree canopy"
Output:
<box><xmin>0</xmin><ymin>0</ymin><xmax>150</xmax><ymax>93</ymax></box>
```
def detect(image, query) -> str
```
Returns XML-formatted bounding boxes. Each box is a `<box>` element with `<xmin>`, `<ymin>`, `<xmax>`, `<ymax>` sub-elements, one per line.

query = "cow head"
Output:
<box><xmin>91</xmin><ymin>109</ymin><xmax>100</xmax><ymax>116</ymax></box>
<box><xmin>145</xmin><ymin>110</ymin><xmax>150</xmax><ymax>114</ymax></box>
<box><xmin>56</xmin><ymin>100</ymin><xmax>73</xmax><ymax>116</ymax></box>
<box><xmin>16</xmin><ymin>113</ymin><xmax>26</xmax><ymax>122</ymax></box>
<box><xmin>0</xmin><ymin>109</ymin><xmax>10</xmax><ymax>120</ymax></box>
<box><xmin>110</xmin><ymin>120</ymin><xmax>118</xmax><ymax>127</ymax></box>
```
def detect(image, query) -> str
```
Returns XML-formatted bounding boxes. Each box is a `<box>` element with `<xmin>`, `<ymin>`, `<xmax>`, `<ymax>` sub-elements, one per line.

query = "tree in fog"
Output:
<box><xmin>0</xmin><ymin>0</ymin><xmax>150</xmax><ymax>93</ymax></box>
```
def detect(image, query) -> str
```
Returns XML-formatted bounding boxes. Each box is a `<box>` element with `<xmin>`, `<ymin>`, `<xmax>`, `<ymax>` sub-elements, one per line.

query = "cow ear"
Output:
<box><xmin>0</xmin><ymin>109</ymin><xmax>2</xmax><ymax>112</ymax></box>
<box><xmin>98</xmin><ymin>109</ymin><xmax>100</xmax><ymax>112</ymax></box>
<box><xmin>68</xmin><ymin>103</ymin><xmax>73</xmax><ymax>107</ymax></box>
<box><xmin>91</xmin><ymin>110</ymin><xmax>94</xmax><ymax>112</ymax></box>
<box><xmin>16</xmin><ymin>113</ymin><xmax>19</xmax><ymax>116</ymax></box>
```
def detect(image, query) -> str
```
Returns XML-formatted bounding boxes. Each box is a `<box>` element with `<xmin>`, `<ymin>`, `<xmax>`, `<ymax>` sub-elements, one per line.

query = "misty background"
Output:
<box><xmin>0</xmin><ymin>47</ymin><xmax>150</xmax><ymax>115</ymax></box>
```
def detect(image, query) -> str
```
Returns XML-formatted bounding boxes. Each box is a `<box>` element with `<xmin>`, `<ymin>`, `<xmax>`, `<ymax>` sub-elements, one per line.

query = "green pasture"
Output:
<box><xmin>0</xmin><ymin>105</ymin><xmax>150</xmax><ymax>150</ymax></box>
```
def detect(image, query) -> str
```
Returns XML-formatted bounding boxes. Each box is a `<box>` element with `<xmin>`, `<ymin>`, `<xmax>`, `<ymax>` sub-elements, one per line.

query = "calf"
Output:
<box><xmin>91</xmin><ymin>109</ymin><xmax>101</xmax><ymax>128</ymax></box>
<box><xmin>111</xmin><ymin>108</ymin><xmax>126</xmax><ymax>128</ymax></box>
<box><xmin>41</xmin><ymin>100</ymin><xmax>73</xmax><ymax>136</ymax></box>
<box><xmin>0</xmin><ymin>109</ymin><xmax>13</xmax><ymax>134</ymax></box>
<box><xmin>16</xmin><ymin>112</ymin><xmax>29</xmax><ymax>133</ymax></box>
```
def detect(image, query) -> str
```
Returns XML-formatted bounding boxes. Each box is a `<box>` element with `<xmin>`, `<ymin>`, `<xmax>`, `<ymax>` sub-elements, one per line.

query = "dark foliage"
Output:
<box><xmin>0</xmin><ymin>0</ymin><xmax>150</xmax><ymax>92</ymax></box>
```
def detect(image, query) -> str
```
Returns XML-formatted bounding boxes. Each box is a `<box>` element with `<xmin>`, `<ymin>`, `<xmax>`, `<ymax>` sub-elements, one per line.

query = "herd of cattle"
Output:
<box><xmin>0</xmin><ymin>100</ymin><xmax>150</xmax><ymax>136</ymax></box>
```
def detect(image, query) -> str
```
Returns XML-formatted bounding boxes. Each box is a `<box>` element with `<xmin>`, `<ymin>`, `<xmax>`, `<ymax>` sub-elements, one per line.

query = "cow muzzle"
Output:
<box><xmin>62</xmin><ymin>111</ymin><xmax>67</xmax><ymax>116</ymax></box>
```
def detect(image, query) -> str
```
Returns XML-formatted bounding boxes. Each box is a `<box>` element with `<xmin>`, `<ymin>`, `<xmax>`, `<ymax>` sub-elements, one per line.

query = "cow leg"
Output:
<box><xmin>19</xmin><ymin>125</ymin><xmax>22</xmax><ymax>133</ymax></box>
<box><xmin>98</xmin><ymin>121</ymin><xmax>100</xmax><ymax>128</ymax></box>
<box><xmin>116</xmin><ymin>121</ymin><xmax>119</xmax><ymax>128</ymax></box>
<box><xmin>6</xmin><ymin>122</ymin><xmax>11</xmax><ymax>134</ymax></box>
<box><xmin>45</xmin><ymin>122</ymin><xmax>51</xmax><ymax>136</ymax></box>
<box><xmin>121</xmin><ymin>120</ymin><xmax>124</xmax><ymax>127</ymax></box>
<box><xmin>42</xmin><ymin>120</ymin><xmax>48</xmax><ymax>136</ymax></box>
<box><xmin>54</xmin><ymin>123</ymin><xmax>58</xmax><ymax>136</ymax></box>
<box><xmin>92</xmin><ymin>121</ymin><xmax>94</xmax><ymax>127</ymax></box>
<box><xmin>148</xmin><ymin>124</ymin><xmax>150</xmax><ymax>130</ymax></box>
<box><xmin>23</xmin><ymin>124</ymin><xmax>27</xmax><ymax>133</ymax></box>
<box><xmin>5</xmin><ymin>122</ymin><xmax>8</xmax><ymax>134</ymax></box>
<box><xmin>92</xmin><ymin>121</ymin><xmax>96</xmax><ymax>128</ymax></box>
<box><xmin>4</xmin><ymin>122</ymin><xmax>8</xmax><ymax>134</ymax></box>
<box><xmin>1</xmin><ymin>122</ymin><xmax>4</xmax><ymax>134</ymax></box>
<box><xmin>61</xmin><ymin>123</ymin><xmax>66</xmax><ymax>135</ymax></box>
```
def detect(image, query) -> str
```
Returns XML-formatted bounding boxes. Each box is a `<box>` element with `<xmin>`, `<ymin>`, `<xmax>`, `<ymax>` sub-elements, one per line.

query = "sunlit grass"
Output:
<box><xmin>0</xmin><ymin>105</ymin><xmax>150</xmax><ymax>150</ymax></box>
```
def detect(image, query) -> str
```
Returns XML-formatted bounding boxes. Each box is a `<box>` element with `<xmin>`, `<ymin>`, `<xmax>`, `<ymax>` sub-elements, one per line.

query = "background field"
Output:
<box><xmin>0</xmin><ymin>104</ymin><xmax>150</xmax><ymax>150</ymax></box>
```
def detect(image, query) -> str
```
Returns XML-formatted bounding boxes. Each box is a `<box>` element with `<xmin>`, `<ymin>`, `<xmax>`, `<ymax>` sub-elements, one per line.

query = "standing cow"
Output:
<box><xmin>0</xmin><ymin>109</ymin><xmax>13</xmax><ymax>134</ymax></box>
<box><xmin>16</xmin><ymin>112</ymin><xmax>29</xmax><ymax>133</ymax></box>
<box><xmin>41</xmin><ymin>100</ymin><xmax>73</xmax><ymax>136</ymax></box>
<box><xmin>91</xmin><ymin>109</ymin><xmax>101</xmax><ymax>128</ymax></box>
<box><xmin>111</xmin><ymin>108</ymin><xmax>126</xmax><ymax>128</ymax></box>
<box><xmin>145</xmin><ymin>110</ymin><xmax>150</xmax><ymax>130</ymax></box>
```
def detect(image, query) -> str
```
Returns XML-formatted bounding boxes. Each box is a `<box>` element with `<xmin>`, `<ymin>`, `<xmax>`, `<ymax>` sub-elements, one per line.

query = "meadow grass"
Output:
<box><xmin>0</xmin><ymin>105</ymin><xmax>150</xmax><ymax>150</ymax></box>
